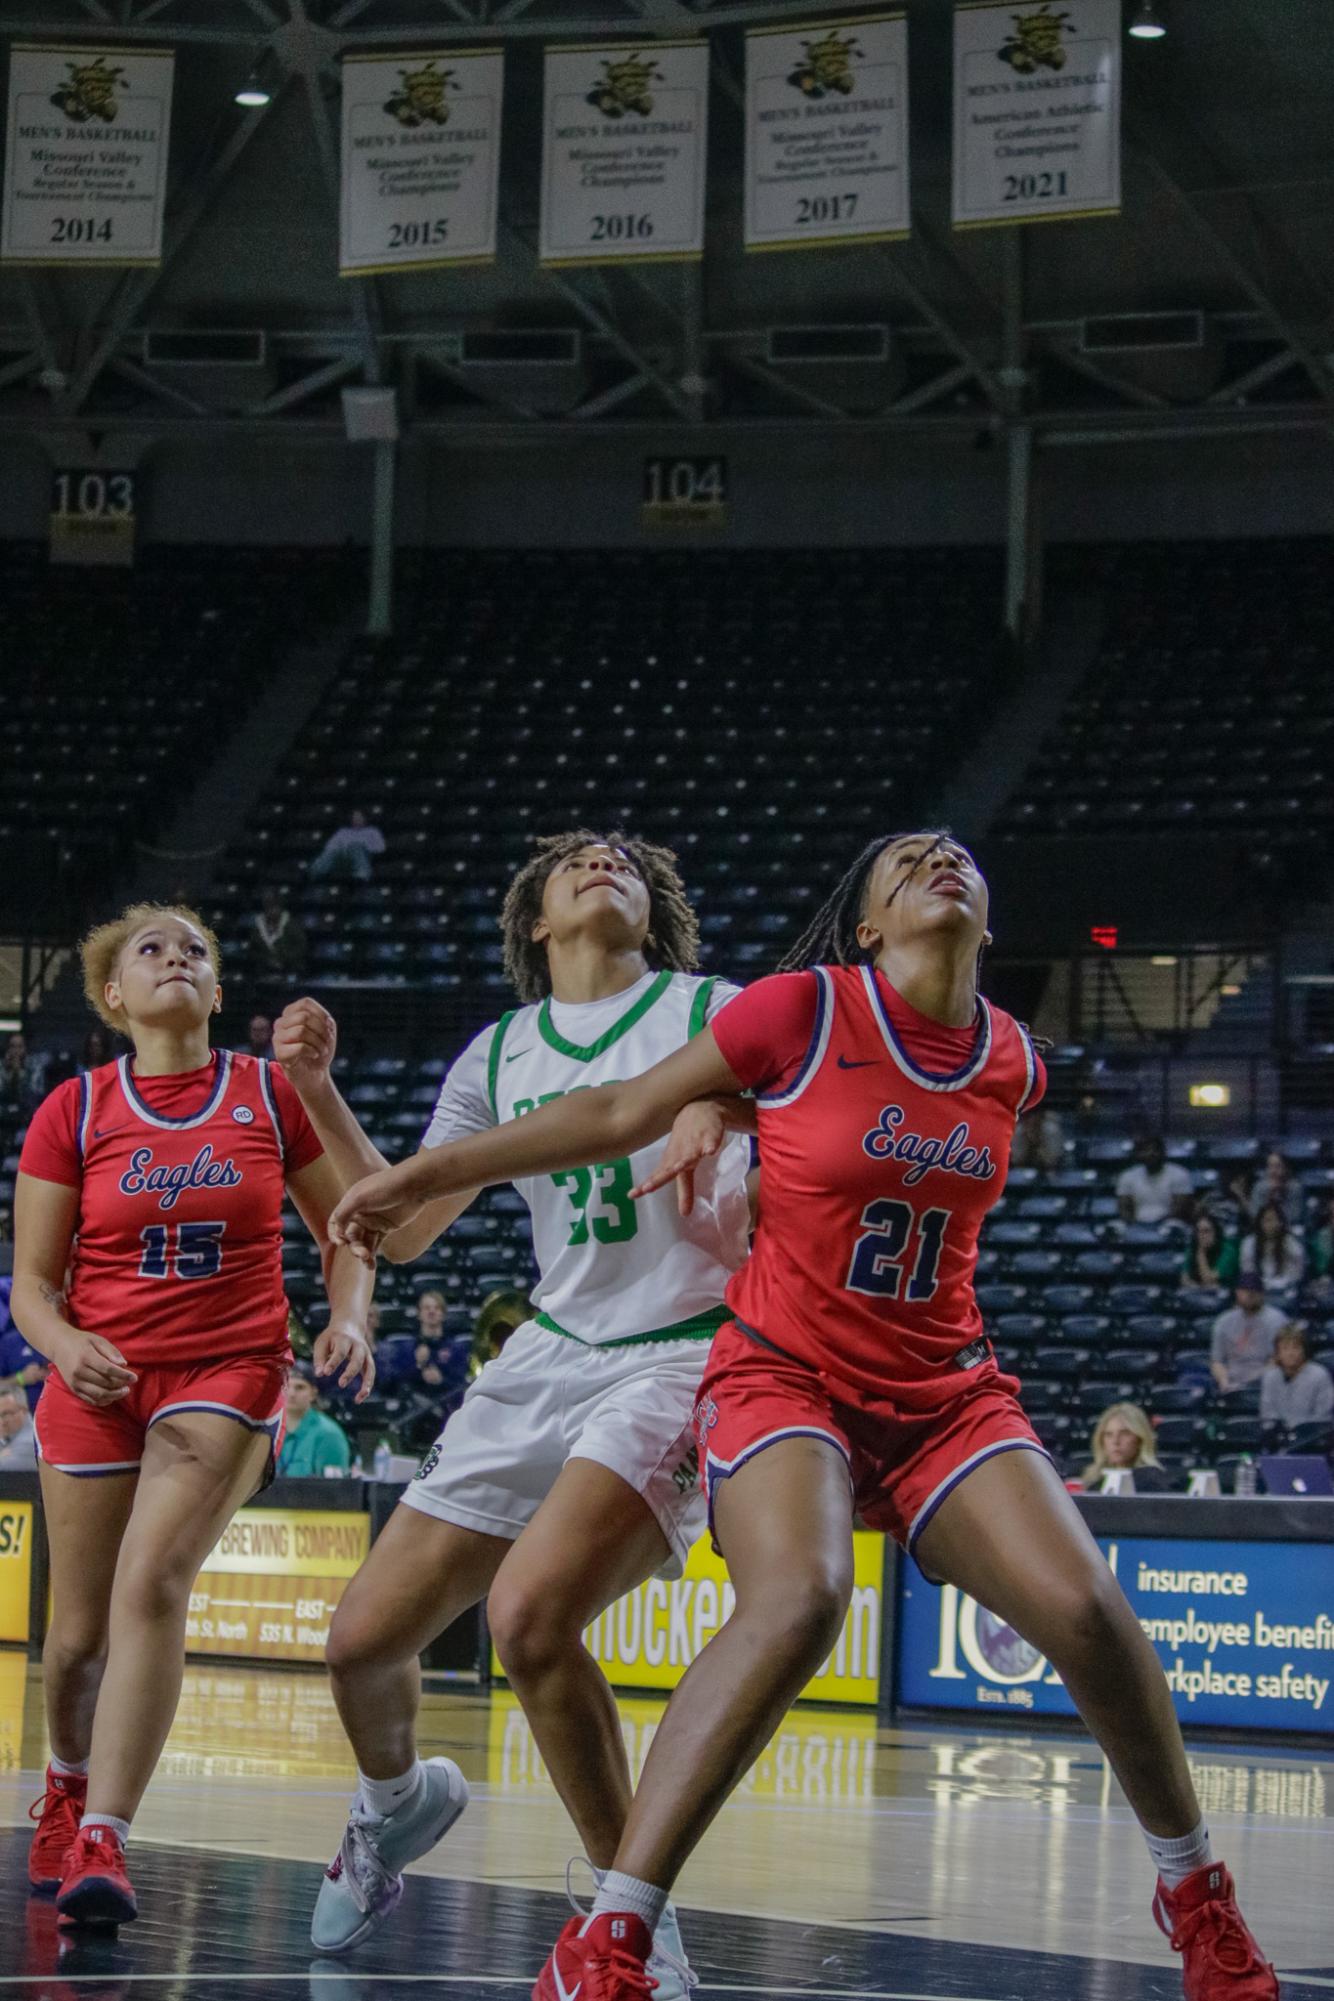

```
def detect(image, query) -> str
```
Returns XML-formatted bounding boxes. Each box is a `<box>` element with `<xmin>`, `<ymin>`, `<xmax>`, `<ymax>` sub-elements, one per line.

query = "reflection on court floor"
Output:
<box><xmin>1</xmin><ymin>1657</ymin><xmax>1331</xmax><ymax>1998</ymax></box>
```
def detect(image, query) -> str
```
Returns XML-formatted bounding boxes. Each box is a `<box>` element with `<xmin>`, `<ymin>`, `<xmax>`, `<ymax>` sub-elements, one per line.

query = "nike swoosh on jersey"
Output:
<box><xmin>504</xmin><ymin>1049</ymin><xmax>532</xmax><ymax>1063</ymax></box>
<box><xmin>836</xmin><ymin>1056</ymin><xmax>879</xmax><ymax>1070</ymax></box>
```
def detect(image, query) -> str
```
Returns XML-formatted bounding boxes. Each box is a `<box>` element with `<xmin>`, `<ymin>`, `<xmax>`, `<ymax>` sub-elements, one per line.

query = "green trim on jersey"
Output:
<box><xmin>536</xmin><ymin>968</ymin><xmax>673</xmax><ymax>1064</ymax></box>
<box><xmin>486</xmin><ymin>1010</ymin><xmax>519</xmax><ymax>1119</ymax></box>
<box><xmin>687</xmin><ymin>976</ymin><xmax>718</xmax><ymax>1040</ymax></box>
<box><xmin>534</xmin><ymin>1303</ymin><xmax>729</xmax><ymax>1347</ymax></box>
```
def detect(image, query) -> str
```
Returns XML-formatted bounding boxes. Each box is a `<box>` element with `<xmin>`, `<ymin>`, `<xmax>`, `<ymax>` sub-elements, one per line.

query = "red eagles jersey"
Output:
<box><xmin>715</xmin><ymin>965</ymin><xmax>1043</xmax><ymax>1412</ymax></box>
<box><xmin>19</xmin><ymin>1051</ymin><xmax>319</xmax><ymax>1366</ymax></box>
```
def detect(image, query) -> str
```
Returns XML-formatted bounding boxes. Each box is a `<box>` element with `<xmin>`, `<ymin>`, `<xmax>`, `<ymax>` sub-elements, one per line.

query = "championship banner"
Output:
<box><xmin>495</xmin><ymin>1530</ymin><xmax>886</xmax><ymax>1707</ymax></box>
<box><xmin>951</xmin><ymin>0</ymin><xmax>1121</xmax><ymax>229</ymax></box>
<box><xmin>186</xmin><ymin>1508</ymin><xmax>370</xmax><ymax>1665</ymax></box>
<box><xmin>1</xmin><ymin>45</ymin><xmax>174</xmax><ymax>266</ymax></box>
<box><xmin>898</xmin><ymin>1534</ymin><xmax>1334</xmax><ymax>1736</ymax></box>
<box><xmin>540</xmin><ymin>41</ymin><xmax>708</xmax><ymax>266</ymax></box>
<box><xmin>0</xmin><ymin>1501</ymin><xmax>34</xmax><ymax>1645</ymax></box>
<box><xmin>339</xmin><ymin>50</ymin><xmax>503</xmax><ymax>275</ymax></box>
<box><xmin>744</xmin><ymin>14</ymin><xmax>910</xmax><ymax>252</ymax></box>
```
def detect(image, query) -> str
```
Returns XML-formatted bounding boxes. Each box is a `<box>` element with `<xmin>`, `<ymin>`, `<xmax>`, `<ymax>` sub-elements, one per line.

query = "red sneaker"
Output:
<box><xmin>55</xmin><ymin>1826</ymin><xmax>137</xmax><ymax>1928</ymax></box>
<box><xmin>28</xmin><ymin>1768</ymin><xmax>87</xmax><ymax>1892</ymax></box>
<box><xmin>1153</xmin><ymin>1863</ymin><xmax>1278</xmax><ymax>1998</ymax></box>
<box><xmin>532</xmin><ymin>1913</ymin><xmax>656</xmax><ymax>2001</ymax></box>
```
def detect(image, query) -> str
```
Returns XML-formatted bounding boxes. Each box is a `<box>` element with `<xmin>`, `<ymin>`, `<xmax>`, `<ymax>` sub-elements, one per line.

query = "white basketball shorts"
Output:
<box><xmin>399</xmin><ymin>1319</ymin><xmax>709</xmax><ymax>1577</ymax></box>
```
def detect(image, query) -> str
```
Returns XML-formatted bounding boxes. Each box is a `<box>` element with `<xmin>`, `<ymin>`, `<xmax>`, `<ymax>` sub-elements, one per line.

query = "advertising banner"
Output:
<box><xmin>744</xmin><ymin>14</ymin><xmax>909</xmax><ymax>251</ymax></box>
<box><xmin>952</xmin><ymin>0</ymin><xmax>1120</xmax><ymax>228</ymax></box>
<box><xmin>898</xmin><ymin>1534</ymin><xmax>1334</xmax><ymax>1735</ymax></box>
<box><xmin>2</xmin><ymin>44</ymin><xmax>174</xmax><ymax>266</ymax></box>
<box><xmin>496</xmin><ymin>1531</ymin><xmax>885</xmax><ymax>1707</ymax></box>
<box><xmin>340</xmin><ymin>49</ymin><xmax>503</xmax><ymax>275</ymax></box>
<box><xmin>0</xmin><ymin>1501</ymin><xmax>34</xmax><ymax>1645</ymax></box>
<box><xmin>186</xmin><ymin>1508</ymin><xmax>370</xmax><ymax>1664</ymax></box>
<box><xmin>540</xmin><ymin>41</ymin><xmax>708</xmax><ymax>265</ymax></box>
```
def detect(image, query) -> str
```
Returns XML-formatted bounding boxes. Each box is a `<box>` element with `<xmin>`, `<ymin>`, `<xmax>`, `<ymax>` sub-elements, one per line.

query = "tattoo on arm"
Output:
<box><xmin>37</xmin><ymin>1280</ymin><xmax>65</xmax><ymax>1312</ymax></box>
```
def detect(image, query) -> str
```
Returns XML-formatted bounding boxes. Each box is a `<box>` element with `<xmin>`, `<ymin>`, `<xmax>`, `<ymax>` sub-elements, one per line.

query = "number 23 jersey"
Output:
<box><xmin>712</xmin><ymin>964</ymin><xmax>1045</xmax><ymax>1411</ymax></box>
<box><xmin>19</xmin><ymin>1051</ymin><xmax>321</xmax><ymax>1365</ymax></box>
<box><xmin>424</xmin><ymin>970</ymin><xmax>751</xmax><ymax>1345</ymax></box>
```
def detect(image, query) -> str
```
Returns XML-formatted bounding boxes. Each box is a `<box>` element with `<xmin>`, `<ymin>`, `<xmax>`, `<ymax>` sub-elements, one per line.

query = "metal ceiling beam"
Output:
<box><xmin>1208</xmin><ymin>346</ymin><xmax>1303</xmax><ymax>407</ymax></box>
<box><xmin>0</xmin><ymin>354</ymin><xmax>41</xmax><ymax>393</ymax></box>
<box><xmin>108</xmin><ymin>355</ymin><xmax>210</xmax><ymax>414</ymax></box>
<box><xmin>60</xmin><ymin>79</ymin><xmax>291</xmax><ymax>413</ymax></box>
<box><xmin>245</xmin><ymin>352</ymin><xmax>362</xmax><ymax>415</ymax></box>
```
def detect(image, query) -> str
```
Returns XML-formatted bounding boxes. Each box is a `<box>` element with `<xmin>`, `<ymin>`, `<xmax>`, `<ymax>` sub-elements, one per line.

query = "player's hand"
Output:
<box><xmin>274</xmin><ymin>997</ymin><xmax>337</xmax><ymax>1094</ymax></box>
<box><xmin>630</xmin><ymin>1100</ymin><xmax>726</xmax><ymax>1217</ymax></box>
<box><xmin>329</xmin><ymin>1163</ymin><xmax>429</xmax><ymax>1265</ymax></box>
<box><xmin>312</xmin><ymin>1324</ymin><xmax>377</xmax><ymax>1402</ymax></box>
<box><xmin>56</xmin><ymin>1330</ymin><xmax>137</xmax><ymax>1407</ymax></box>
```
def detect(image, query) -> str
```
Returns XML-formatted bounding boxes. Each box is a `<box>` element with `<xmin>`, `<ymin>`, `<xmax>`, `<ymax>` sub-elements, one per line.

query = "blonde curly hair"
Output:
<box><xmin>81</xmin><ymin>903</ymin><xmax>221</xmax><ymax>1033</ymax></box>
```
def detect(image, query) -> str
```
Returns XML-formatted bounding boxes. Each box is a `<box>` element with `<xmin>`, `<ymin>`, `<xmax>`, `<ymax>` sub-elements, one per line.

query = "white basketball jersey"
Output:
<box><xmin>424</xmin><ymin>970</ymin><xmax>750</xmax><ymax>1347</ymax></box>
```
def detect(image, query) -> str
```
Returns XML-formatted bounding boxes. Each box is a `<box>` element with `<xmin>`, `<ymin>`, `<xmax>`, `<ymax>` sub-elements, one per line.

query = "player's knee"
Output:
<box><xmin>762</xmin><ymin>1561</ymin><xmax>851</xmax><ymax>1664</ymax></box>
<box><xmin>45</xmin><ymin>1619</ymin><xmax>107</xmax><ymax>1675</ymax></box>
<box><xmin>1050</xmin><ymin>1567</ymin><xmax>1128</xmax><ymax>1676</ymax></box>
<box><xmin>325</xmin><ymin>1595</ymin><xmax>399</xmax><ymax>1678</ymax></box>
<box><xmin>487</xmin><ymin>1580</ymin><xmax>571</xmax><ymax>1683</ymax></box>
<box><xmin>115</xmin><ymin>1546</ymin><xmax>196</xmax><ymax>1626</ymax></box>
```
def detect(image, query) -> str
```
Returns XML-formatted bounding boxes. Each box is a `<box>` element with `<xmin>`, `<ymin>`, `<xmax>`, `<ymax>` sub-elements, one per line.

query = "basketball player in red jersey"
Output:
<box><xmin>12</xmin><ymin>904</ymin><xmax>375</xmax><ymax>1927</ymax></box>
<box><xmin>329</xmin><ymin>832</ymin><xmax>1276</xmax><ymax>2001</ymax></box>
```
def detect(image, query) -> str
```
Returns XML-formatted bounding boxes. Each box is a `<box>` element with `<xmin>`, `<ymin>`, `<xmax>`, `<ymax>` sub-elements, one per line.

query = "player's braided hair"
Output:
<box><xmin>778</xmin><ymin>831</ymin><xmax>956</xmax><ymax>972</ymax></box>
<box><xmin>499</xmin><ymin>829</ymin><xmax>700</xmax><ymax>1003</ymax></box>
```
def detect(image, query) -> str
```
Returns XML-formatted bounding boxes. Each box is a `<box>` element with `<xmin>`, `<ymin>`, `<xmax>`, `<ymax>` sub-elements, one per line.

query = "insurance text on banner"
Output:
<box><xmin>340</xmin><ymin>50</ymin><xmax>503</xmax><ymax>276</ymax></box>
<box><xmin>541</xmin><ymin>41</ymin><xmax>708</xmax><ymax>265</ymax></box>
<box><xmin>744</xmin><ymin>14</ymin><xmax>909</xmax><ymax>251</ymax></box>
<box><xmin>2</xmin><ymin>45</ymin><xmax>174</xmax><ymax>266</ymax></box>
<box><xmin>952</xmin><ymin>0</ymin><xmax>1120</xmax><ymax>228</ymax></box>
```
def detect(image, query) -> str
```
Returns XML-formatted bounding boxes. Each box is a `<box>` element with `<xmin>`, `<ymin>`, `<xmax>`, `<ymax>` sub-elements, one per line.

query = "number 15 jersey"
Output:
<box><xmin>424</xmin><ymin>970</ymin><xmax>751</xmax><ymax>1346</ymax></box>
<box><xmin>712</xmin><ymin>964</ymin><xmax>1045</xmax><ymax>1412</ymax></box>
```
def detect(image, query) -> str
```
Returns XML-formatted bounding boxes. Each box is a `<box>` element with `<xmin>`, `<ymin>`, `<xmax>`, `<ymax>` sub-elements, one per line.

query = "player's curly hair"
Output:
<box><xmin>81</xmin><ymin>902</ymin><xmax>221</xmax><ymax>1033</ymax></box>
<box><xmin>779</xmin><ymin>830</ymin><xmax>958</xmax><ymax>971</ymax></box>
<box><xmin>499</xmin><ymin>830</ymin><xmax>700</xmax><ymax>1003</ymax></box>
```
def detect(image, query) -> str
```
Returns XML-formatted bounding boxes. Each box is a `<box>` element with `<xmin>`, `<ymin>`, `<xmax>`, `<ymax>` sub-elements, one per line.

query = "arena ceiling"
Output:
<box><xmin>0</xmin><ymin>0</ymin><xmax>1332</xmax><ymax>443</ymax></box>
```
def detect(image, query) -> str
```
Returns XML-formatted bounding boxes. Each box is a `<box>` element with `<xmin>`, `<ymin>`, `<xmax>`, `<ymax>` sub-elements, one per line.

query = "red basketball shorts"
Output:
<box><xmin>692</xmin><ymin>1319</ymin><xmax>1047</xmax><ymax>1565</ymax></box>
<box><xmin>35</xmin><ymin>1354</ymin><xmax>287</xmax><ymax>1477</ymax></box>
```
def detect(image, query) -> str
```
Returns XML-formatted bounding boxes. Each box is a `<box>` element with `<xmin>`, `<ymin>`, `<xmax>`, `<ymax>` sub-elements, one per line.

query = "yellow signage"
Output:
<box><xmin>494</xmin><ymin>1531</ymin><xmax>885</xmax><ymax>1708</ymax></box>
<box><xmin>0</xmin><ymin>1501</ymin><xmax>34</xmax><ymax>1646</ymax></box>
<box><xmin>187</xmin><ymin>1508</ymin><xmax>370</xmax><ymax>1664</ymax></box>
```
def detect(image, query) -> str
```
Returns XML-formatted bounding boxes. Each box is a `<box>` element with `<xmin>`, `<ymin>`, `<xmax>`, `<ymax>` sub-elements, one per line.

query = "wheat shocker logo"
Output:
<box><xmin>788</xmin><ymin>31</ymin><xmax>861</xmax><ymax>99</ymax></box>
<box><xmin>586</xmin><ymin>52</ymin><xmax>662</xmax><ymax>119</ymax></box>
<box><xmin>50</xmin><ymin>56</ymin><xmax>125</xmax><ymax>123</ymax></box>
<box><xmin>998</xmin><ymin>5</ymin><xmax>1075</xmax><ymax>74</ymax></box>
<box><xmin>383</xmin><ymin>60</ymin><xmax>457</xmax><ymax>128</ymax></box>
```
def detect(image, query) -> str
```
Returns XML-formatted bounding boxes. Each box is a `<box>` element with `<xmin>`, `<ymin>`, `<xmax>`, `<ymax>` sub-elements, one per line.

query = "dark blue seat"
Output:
<box><xmin>1108</xmin><ymin>1283</ymin><xmax>1164</xmax><ymax>1314</ymax></box>
<box><xmin>1060</xmin><ymin>1314</ymin><xmax>1113</xmax><ymax>1342</ymax></box>
<box><xmin>994</xmin><ymin>1313</ymin><xmax>1049</xmax><ymax>1345</ymax></box>
<box><xmin>1075</xmin><ymin>1250</ymin><xmax>1125</xmax><ymax>1279</ymax></box>
<box><xmin>1126</xmin><ymin>1313</ymin><xmax>1182</xmax><ymax>1345</ymax></box>
<box><xmin>1034</xmin><ymin>1346</ymin><xmax>1092</xmax><ymax>1380</ymax></box>
<box><xmin>1010</xmin><ymin>1249</ymin><xmax>1064</xmax><ymax>1278</ymax></box>
<box><xmin>1045</xmin><ymin>1284</ymin><xmax>1095</xmax><ymax>1313</ymax></box>
<box><xmin>975</xmin><ymin>1283</ymin><xmax>1026</xmax><ymax>1314</ymax></box>
<box><xmin>1153</xmin><ymin>1416</ymin><xmax>1204</xmax><ymax>1451</ymax></box>
<box><xmin>1104</xmin><ymin>1348</ymin><xmax>1156</xmax><ymax>1379</ymax></box>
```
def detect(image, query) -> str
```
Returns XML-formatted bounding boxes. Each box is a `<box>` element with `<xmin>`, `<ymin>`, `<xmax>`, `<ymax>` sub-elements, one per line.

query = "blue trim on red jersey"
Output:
<box><xmin>756</xmin><ymin>967</ymin><xmax>832</xmax><ymax>1107</ymax></box>
<box><xmin>257</xmin><ymin>1059</ymin><xmax>286</xmax><ymax>1160</ymax></box>
<box><xmin>75</xmin><ymin>1073</ymin><xmax>92</xmax><ymax>1159</ymax></box>
<box><xmin>862</xmin><ymin>965</ymin><xmax>993</xmax><ymax>1092</ymax></box>
<box><xmin>116</xmin><ymin>1050</ymin><xmax>231</xmax><ymax>1131</ymax></box>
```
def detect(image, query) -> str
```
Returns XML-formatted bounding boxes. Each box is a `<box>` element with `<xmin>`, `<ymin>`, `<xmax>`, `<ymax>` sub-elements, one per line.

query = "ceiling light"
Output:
<box><xmin>1128</xmin><ymin>2</ymin><xmax>1167</xmax><ymax>38</ymax></box>
<box><xmin>235</xmin><ymin>71</ymin><xmax>271</xmax><ymax>107</ymax></box>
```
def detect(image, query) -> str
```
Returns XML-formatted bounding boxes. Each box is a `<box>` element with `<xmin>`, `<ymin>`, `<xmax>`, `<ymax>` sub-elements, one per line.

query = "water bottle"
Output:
<box><xmin>1234</xmin><ymin>1455</ymin><xmax>1257</xmax><ymax>1498</ymax></box>
<box><xmin>373</xmin><ymin>1439</ymin><xmax>392</xmax><ymax>1481</ymax></box>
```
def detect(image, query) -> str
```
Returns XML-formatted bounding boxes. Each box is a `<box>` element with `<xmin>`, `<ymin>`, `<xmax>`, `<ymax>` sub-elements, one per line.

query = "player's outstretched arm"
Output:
<box><xmin>11</xmin><ymin>1172</ymin><xmax>138</xmax><ymax>1405</ymax></box>
<box><xmin>275</xmin><ymin>997</ymin><xmax>478</xmax><ymax>1263</ymax></box>
<box><xmin>329</xmin><ymin>1030</ymin><xmax>746</xmax><ymax>1263</ymax></box>
<box><xmin>287</xmin><ymin>1153</ymin><xmax>377</xmax><ymax>1400</ymax></box>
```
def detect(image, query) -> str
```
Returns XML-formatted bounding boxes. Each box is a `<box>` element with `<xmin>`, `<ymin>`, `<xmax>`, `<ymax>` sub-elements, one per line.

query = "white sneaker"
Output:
<box><xmin>310</xmin><ymin>1757</ymin><xmax>469</xmax><ymax>1955</ymax></box>
<box><xmin>649</xmin><ymin>1901</ymin><xmax>698</xmax><ymax>1998</ymax></box>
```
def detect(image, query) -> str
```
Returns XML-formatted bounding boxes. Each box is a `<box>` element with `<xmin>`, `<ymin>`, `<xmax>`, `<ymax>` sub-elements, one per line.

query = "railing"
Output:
<box><xmin>990</xmin><ymin>943</ymin><xmax>1279</xmax><ymax>1049</ymax></box>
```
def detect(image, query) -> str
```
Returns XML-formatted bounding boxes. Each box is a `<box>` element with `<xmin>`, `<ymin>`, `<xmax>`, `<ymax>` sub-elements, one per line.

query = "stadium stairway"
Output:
<box><xmin>926</xmin><ymin>589</ymin><xmax>1105</xmax><ymax>844</ymax></box>
<box><xmin>27</xmin><ymin>603</ymin><xmax>365</xmax><ymax>1051</ymax></box>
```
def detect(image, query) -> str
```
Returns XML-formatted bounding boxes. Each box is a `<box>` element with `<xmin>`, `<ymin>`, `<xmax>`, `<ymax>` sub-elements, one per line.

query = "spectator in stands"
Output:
<box><xmin>1116</xmin><ymin>1134</ymin><xmax>1192</xmax><ymax>1226</ymax></box>
<box><xmin>1310</xmin><ymin>1193</ymin><xmax>1334</xmax><ymax>1292</ymax></box>
<box><xmin>0</xmin><ymin>1322</ymin><xmax>47</xmax><ymax>1410</ymax></box>
<box><xmin>81</xmin><ymin>1026</ymin><xmax>115</xmax><ymax>1069</ymax></box>
<box><xmin>413</xmin><ymin>1288</ymin><xmax>449</xmax><ymax>1387</ymax></box>
<box><xmin>1180</xmin><ymin>1210</ymin><xmax>1239</xmax><ymax>1293</ymax></box>
<box><xmin>246</xmin><ymin>1013</ymin><xmax>275</xmax><ymax>1061</ymax></box>
<box><xmin>1009</xmin><ymin>1103</ymin><xmax>1066</xmax><ymax>1174</ymax></box>
<box><xmin>1245</xmin><ymin>1148</ymin><xmax>1305</xmax><ymax>1223</ymax></box>
<box><xmin>1239</xmin><ymin>1200</ymin><xmax>1306</xmax><ymax>1293</ymax></box>
<box><xmin>1082</xmin><ymin>1402</ymin><xmax>1171</xmax><ymax>1493</ymax></box>
<box><xmin>278</xmin><ymin>1364</ymin><xmax>352</xmax><ymax>1478</ymax></box>
<box><xmin>1210</xmin><ymin>1273</ymin><xmax>1287</xmax><ymax>1395</ymax></box>
<box><xmin>1260</xmin><ymin>1324</ymin><xmax>1334</xmax><ymax>1436</ymax></box>
<box><xmin>0</xmin><ymin>1386</ymin><xmax>37</xmax><ymax>1469</ymax></box>
<box><xmin>310</xmin><ymin>808</ymin><xmax>386</xmax><ymax>884</ymax></box>
<box><xmin>0</xmin><ymin>1033</ymin><xmax>46</xmax><ymax>1118</ymax></box>
<box><xmin>251</xmin><ymin>888</ymin><xmax>307</xmax><ymax>987</ymax></box>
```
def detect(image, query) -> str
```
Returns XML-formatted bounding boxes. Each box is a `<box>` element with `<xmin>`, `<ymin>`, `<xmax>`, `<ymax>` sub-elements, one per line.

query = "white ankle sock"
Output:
<box><xmin>1145</xmin><ymin>1819</ymin><xmax>1213</xmax><ymax>1889</ymax></box>
<box><xmin>50</xmin><ymin>1754</ymin><xmax>89</xmax><ymax>1779</ymax></box>
<box><xmin>357</xmin><ymin>1761</ymin><xmax>423</xmax><ymax>1818</ymax></box>
<box><xmin>586</xmin><ymin>1870</ymin><xmax>668</xmax><ymax>1938</ymax></box>
<box><xmin>81</xmin><ymin>1813</ymin><xmax>131</xmax><ymax>1846</ymax></box>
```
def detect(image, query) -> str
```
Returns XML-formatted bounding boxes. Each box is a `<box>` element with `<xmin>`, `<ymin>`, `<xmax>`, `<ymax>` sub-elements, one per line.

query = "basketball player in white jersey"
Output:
<box><xmin>275</xmin><ymin>833</ymin><xmax>751</xmax><ymax>1992</ymax></box>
